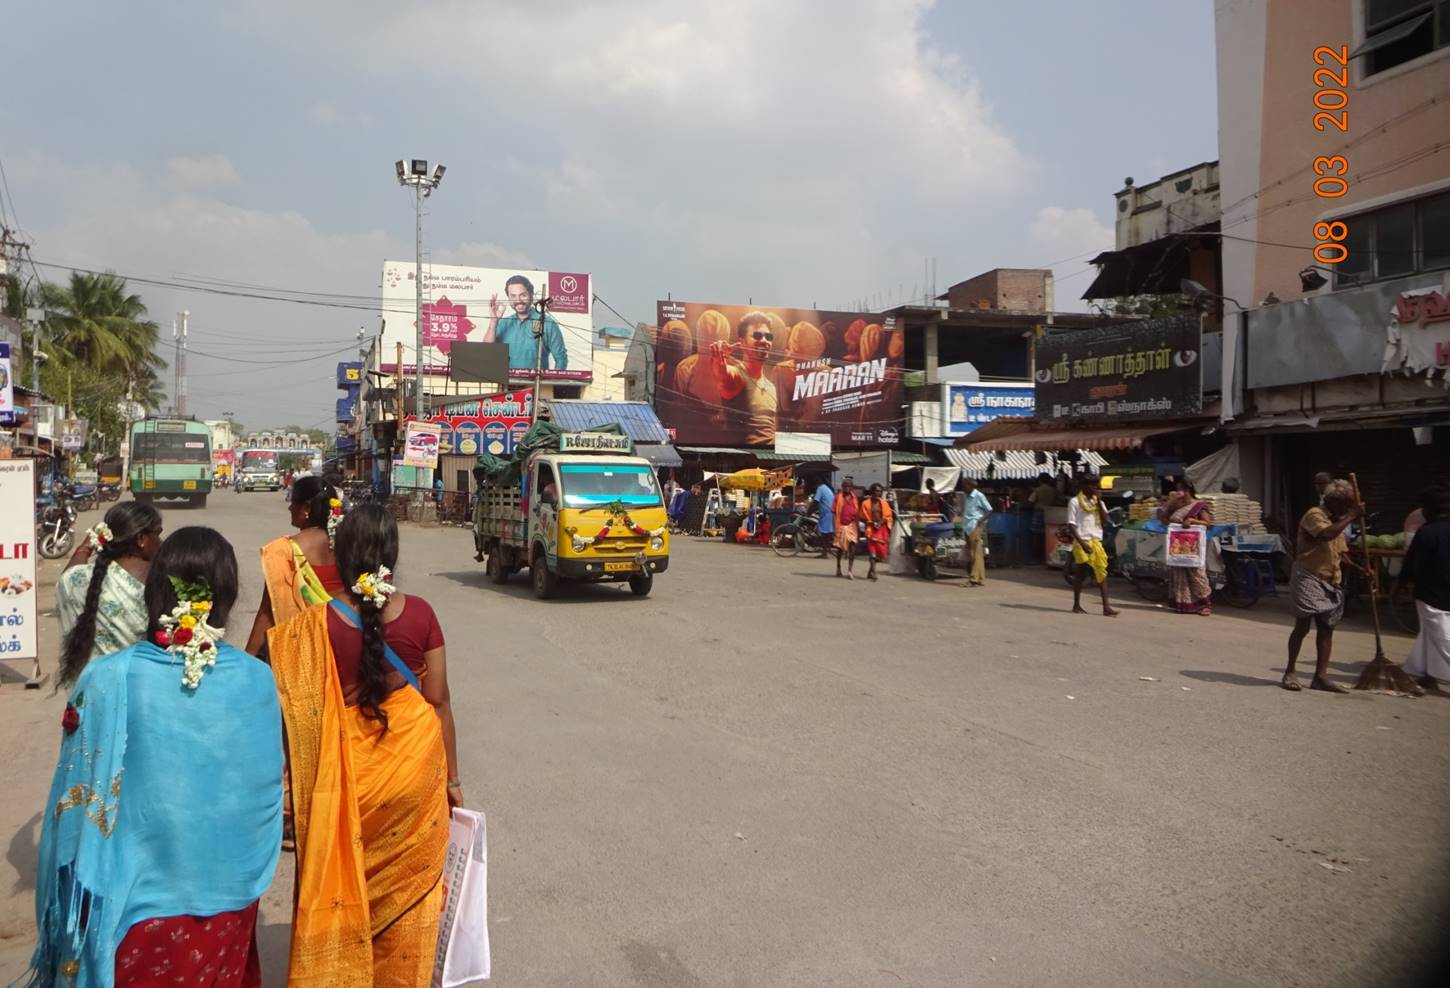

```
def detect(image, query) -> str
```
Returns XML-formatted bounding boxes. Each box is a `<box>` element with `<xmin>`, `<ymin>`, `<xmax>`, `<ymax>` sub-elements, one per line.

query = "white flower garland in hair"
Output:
<box><xmin>85</xmin><ymin>523</ymin><xmax>114</xmax><ymax>552</ymax></box>
<box><xmin>326</xmin><ymin>496</ymin><xmax>345</xmax><ymax>547</ymax></box>
<box><xmin>153</xmin><ymin>576</ymin><xmax>226</xmax><ymax>690</ymax></box>
<box><xmin>352</xmin><ymin>565</ymin><xmax>396</xmax><ymax>608</ymax></box>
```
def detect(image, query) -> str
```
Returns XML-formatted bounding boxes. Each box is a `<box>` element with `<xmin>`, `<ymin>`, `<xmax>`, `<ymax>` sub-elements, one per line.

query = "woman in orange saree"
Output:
<box><xmin>245</xmin><ymin>477</ymin><xmax>347</xmax><ymax>655</ymax></box>
<box><xmin>268</xmin><ymin>504</ymin><xmax>462</xmax><ymax>985</ymax></box>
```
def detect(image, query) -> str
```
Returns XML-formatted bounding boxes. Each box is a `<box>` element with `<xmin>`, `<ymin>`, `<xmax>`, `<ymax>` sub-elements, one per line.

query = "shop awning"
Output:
<box><xmin>961</xmin><ymin>418</ymin><xmax>1212</xmax><ymax>452</ymax></box>
<box><xmin>944</xmin><ymin>447</ymin><xmax>1107</xmax><ymax>480</ymax></box>
<box><xmin>677</xmin><ymin>445</ymin><xmax>832</xmax><ymax>463</ymax></box>
<box><xmin>888</xmin><ymin>450</ymin><xmax>935</xmax><ymax>465</ymax></box>
<box><xmin>636</xmin><ymin>443</ymin><xmax>683</xmax><ymax>468</ymax></box>
<box><xmin>546</xmin><ymin>400</ymin><xmax>670</xmax><ymax>443</ymax></box>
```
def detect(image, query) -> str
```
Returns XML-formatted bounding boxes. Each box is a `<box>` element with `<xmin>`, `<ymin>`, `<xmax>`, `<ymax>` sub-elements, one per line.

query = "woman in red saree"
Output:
<box><xmin>861</xmin><ymin>483</ymin><xmax>894</xmax><ymax>581</ymax></box>
<box><xmin>268</xmin><ymin>504</ymin><xmax>462</xmax><ymax>985</ymax></box>
<box><xmin>1167</xmin><ymin>484</ymin><xmax>1215</xmax><ymax>615</ymax></box>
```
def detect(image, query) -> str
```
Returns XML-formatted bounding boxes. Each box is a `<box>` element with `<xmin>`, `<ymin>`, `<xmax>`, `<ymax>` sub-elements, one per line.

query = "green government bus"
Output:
<box><xmin>129</xmin><ymin>417</ymin><xmax>213</xmax><ymax>507</ymax></box>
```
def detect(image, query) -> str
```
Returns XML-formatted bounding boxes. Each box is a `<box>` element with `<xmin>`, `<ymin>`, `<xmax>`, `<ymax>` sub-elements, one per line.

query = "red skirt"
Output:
<box><xmin>115</xmin><ymin>901</ymin><xmax>261</xmax><ymax>987</ymax></box>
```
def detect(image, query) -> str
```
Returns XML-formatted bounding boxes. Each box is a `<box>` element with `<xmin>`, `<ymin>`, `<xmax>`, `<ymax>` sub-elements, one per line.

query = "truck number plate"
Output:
<box><xmin>605</xmin><ymin>561</ymin><xmax>637</xmax><ymax>572</ymax></box>
<box><xmin>183</xmin><ymin>480</ymin><xmax>197</xmax><ymax>490</ymax></box>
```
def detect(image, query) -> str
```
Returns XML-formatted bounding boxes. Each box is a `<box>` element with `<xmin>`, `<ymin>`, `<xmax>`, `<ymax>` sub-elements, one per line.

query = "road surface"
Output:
<box><xmin>2</xmin><ymin>492</ymin><xmax>1447</xmax><ymax>986</ymax></box>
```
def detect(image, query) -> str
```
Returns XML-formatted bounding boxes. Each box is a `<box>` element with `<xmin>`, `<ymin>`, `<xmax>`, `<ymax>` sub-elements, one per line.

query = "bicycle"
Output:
<box><xmin>770</xmin><ymin>510</ymin><xmax>829</xmax><ymax>558</ymax></box>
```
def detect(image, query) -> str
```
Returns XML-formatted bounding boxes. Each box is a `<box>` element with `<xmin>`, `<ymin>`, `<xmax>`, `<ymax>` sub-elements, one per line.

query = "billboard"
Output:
<box><xmin>0</xmin><ymin>459</ymin><xmax>38</xmax><ymax>661</ymax></box>
<box><xmin>654</xmin><ymin>301</ymin><xmax>905</xmax><ymax>448</ymax></box>
<box><xmin>411</xmin><ymin>390</ymin><xmax>536</xmax><ymax>459</ymax></box>
<box><xmin>943</xmin><ymin>382</ymin><xmax>1035</xmax><ymax>436</ymax></box>
<box><xmin>381</xmin><ymin>261</ymin><xmax>593</xmax><ymax>382</ymax></box>
<box><xmin>0</xmin><ymin>343</ymin><xmax>13</xmax><ymax>425</ymax></box>
<box><xmin>402</xmin><ymin>421</ymin><xmax>442</xmax><ymax>468</ymax></box>
<box><xmin>1034</xmin><ymin>313</ymin><xmax>1202</xmax><ymax>421</ymax></box>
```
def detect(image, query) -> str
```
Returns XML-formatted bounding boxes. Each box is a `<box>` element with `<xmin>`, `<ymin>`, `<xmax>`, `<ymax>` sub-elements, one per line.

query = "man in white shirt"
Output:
<box><xmin>1067</xmin><ymin>477</ymin><xmax>1119</xmax><ymax>616</ymax></box>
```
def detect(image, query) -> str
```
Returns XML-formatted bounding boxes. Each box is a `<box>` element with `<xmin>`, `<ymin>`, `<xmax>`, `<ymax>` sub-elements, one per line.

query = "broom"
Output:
<box><xmin>1348</xmin><ymin>473</ymin><xmax>1422</xmax><ymax>695</ymax></box>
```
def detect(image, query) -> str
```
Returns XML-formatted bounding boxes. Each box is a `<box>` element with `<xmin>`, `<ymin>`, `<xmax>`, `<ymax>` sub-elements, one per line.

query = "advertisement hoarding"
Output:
<box><xmin>381</xmin><ymin>261</ymin><xmax>593</xmax><ymax>382</ymax></box>
<box><xmin>61</xmin><ymin>418</ymin><xmax>87</xmax><ymax>452</ymax></box>
<box><xmin>0</xmin><ymin>459</ymin><xmax>38</xmax><ymax>660</ymax></box>
<box><xmin>408</xmin><ymin>390</ymin><xmax>536</xmax><ymax>459</ymax></box>
<box><xmin>942</xmin><ymin>382</ymin><xmax>1035</xmax><ymax>436</ymax></box>
<box><xmin>0</xmin><ymin>342</ymin><xmax>13</xmax><ymax>425</ymax></box>
<box><xmin>654</xmin><ymin>301</ymin><xmax>905</xmax><ymax>448</ymax></box>
<box><xmin>1034</xmin><ymin>314</ymin><xmax>1202</xmax><ymax>421</ymax></box>
<box><xmin>403</xmin><ymin>422</ymin><xmax>442</xmax><ymax>469</ymax></box>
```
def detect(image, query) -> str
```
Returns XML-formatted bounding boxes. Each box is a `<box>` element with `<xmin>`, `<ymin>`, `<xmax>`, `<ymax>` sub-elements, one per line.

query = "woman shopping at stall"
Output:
<box><xmin>267</xmin><ymin>504</ymin><xmax>462</xmax><ymax>985</ymax></box>
<box><xmin>23</xmin><ymin>527</ymin><xmax>283</xmax><ymax>987</ymax></box>
<box><xmin>56</xmin><ymin>501</ymin><xmax>164</xmax><ymax>686</ymax></box>
<box><xmin>1167</xmin><ymin>483</ymin><xmax>1215</xmax><ymax>615</ymax></box>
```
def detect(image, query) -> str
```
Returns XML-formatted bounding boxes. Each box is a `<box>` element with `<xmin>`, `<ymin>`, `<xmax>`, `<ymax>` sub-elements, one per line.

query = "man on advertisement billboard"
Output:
<box><xmin>709</xmin><ymin>312</ymin><xmax>778</xmax><ymax>445</ymax></box>
<box><xmin>485</xmin><ymin>275</ymin><xmax>568</xmax><ymax>372</ymax></box>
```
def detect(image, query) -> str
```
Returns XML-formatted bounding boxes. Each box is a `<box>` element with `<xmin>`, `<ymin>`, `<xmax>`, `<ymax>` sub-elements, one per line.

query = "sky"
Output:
<box><xmin>0</xmin><ymin>0</ymin><xmax>1218</xmax><ymax>430</ymax></box>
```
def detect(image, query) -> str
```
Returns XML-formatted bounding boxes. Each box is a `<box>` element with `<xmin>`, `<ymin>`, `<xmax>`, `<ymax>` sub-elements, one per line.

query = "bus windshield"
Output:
<box><xmin>558</xmin><ymin>463</ymin><xmax>662</xmax><ymax>508</ymax></box>
<box><xmin>241</xmin><ymin>451</ymin><xmax>278</xmax><ymax>471</ymax></box>
<box><xmin>132</xmin><ymin>433</ymin><xmax>211</xmax><ymax>463</ymax></box>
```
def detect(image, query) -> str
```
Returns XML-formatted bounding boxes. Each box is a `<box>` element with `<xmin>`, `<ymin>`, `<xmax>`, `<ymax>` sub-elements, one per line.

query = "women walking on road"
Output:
<box><xmin>25</xmin><ymin>527</ymin><xmax>283</xmax><ymax>988</ymax></box>
<box><xmin>268</xmin><ymin>504</ymin><xmax>462</xmax><ymax>985</ymax></box>
<box><xmin>861</xmin><ymin>483</ymin><xmax>894</xmax><ymax>581</ymax></box>
<box><xmin>833</xmin><ymin>477</ymin><xmax>861</xmax><ymax>579</ymax></box>
<box><xmin>55</xmin><ymin>501</ymin><xmax>163</xmax><ymax>686</ymax></box>
<box><xmin>1167</xmin><ymin>483</ymin><xmax>1215</xmax><ymax>616</ymax></box>
<box><xmin>245</xmin><ymin>475</ymin><xmax>346</xmax><ymax>656</ymax></box>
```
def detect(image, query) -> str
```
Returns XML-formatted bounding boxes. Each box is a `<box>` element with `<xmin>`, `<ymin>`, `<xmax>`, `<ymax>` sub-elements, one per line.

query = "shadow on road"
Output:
<box><xmin>432</xmin><ymin>571</ymin><xmax>657</xmax><ymax>604</ymax></box>
<box><xmin>5</xmin><ymin>812</ymin><xmax>39</xmax><ymax>895</ymax></box>
<box><xmin>1180</xmin><ymin>670</ymin><xmax>1283</xmax><ymax>688</ymax></box>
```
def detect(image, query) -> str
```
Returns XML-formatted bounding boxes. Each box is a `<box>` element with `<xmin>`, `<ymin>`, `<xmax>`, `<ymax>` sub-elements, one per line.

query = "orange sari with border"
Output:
<box><xmin>261</xmin><ymin>537</ymin><xmax>338</xmax><ymax>625</ymax></box>
<box><xmin>268</xmin><ymin>604</ymin><xmax>449</xmax><ymax>986</ymax></box>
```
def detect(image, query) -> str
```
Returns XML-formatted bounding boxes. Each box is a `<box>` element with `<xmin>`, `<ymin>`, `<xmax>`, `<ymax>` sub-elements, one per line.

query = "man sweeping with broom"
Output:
<box><xmin>1282</xmin><ymin>478</ymin><xmax>1363</xmax><ymax>693</ymax></box>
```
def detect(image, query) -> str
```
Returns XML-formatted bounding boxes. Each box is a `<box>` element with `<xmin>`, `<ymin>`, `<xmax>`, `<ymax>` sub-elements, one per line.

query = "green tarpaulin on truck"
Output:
<box><xmin>473</xmin><ymin>420</ymin><xmax>629</xmax><ymax>487</ymax></box>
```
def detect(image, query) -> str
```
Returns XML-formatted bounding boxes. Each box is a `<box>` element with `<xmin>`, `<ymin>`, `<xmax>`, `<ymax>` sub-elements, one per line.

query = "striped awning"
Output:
<box><xmin>943</xmin><ymin>447</ymin><xmax>1107</xmax><ymax>480</ymax></box>
<box><xmin>960</xmin><ymin>418</ymin><xmax>1212</xmax><ymax>452</ymax></box>
<box><xmin>677</xmin><ymin>446</ymin><xmax>832</xmax><ymax>463</ymax></box>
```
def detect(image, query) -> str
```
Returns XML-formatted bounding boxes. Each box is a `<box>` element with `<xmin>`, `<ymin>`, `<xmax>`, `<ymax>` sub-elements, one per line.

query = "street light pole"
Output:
<box><xmin>394</xmin><ymin>159</ymin><xmax>445</xmax><ymax>427</ymax></box>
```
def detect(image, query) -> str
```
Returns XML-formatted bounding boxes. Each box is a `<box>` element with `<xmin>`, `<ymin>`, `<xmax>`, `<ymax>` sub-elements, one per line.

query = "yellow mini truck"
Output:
<box><xmin>474</xmin><ymin>432</ymin><xmax>670</xmax><ymax>598</ymax></box>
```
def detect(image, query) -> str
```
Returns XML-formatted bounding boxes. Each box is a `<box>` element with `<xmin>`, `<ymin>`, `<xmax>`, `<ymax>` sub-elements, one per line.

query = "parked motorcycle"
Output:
<box><xmin>36</xmin><ymin>492</ymin><xmax>79</xmax><ymax>559</ymax></box>
<box><xmin>99</xmin><ymin>480</ymin><xmax>122</xmax><ymax>502</ymax></box>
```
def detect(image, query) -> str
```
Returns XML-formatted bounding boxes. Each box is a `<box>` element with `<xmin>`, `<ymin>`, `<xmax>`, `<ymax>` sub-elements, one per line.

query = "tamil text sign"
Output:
<box><xmin>1034</xmin><ymin>314</ymin><xmax>1201</xmax><ymax>421</ymax></box>
<box><xmin>429</xmin><ymin>390</ymin><xmax>535</xmax><ymax>458</ymax></box>
<box><xmin>943</xmin><ymin>382</ymin><xmax>1034</xmax><ymax>436</ymax></box>
<box><xmin>654</xmin><ymin>301</ymin><xmax>905</xmax><ymax>448</ymax></box>
<box><xmin>381</xmin><ymin>261</ymin><xmax>593</xmax><ymax>382</ymax></box>
<box><xmin>0</xmin><ymin>459</ymin><xmax>38</xmax><ymax>660</ymax></box>
<box><xmin>559</xmin><ymin>432</ymin><xmax>633</xmax><ymax>454</ymax></box>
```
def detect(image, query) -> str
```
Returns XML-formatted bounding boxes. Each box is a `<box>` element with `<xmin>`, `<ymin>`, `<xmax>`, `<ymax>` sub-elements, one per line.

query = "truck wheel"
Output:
<box><xmin>531</xmin><ymin>549</ymin><xmax>557</xmax><ymax>600</ymax></box>
<box><xmin>193</xmin><ymin>494</ymin><xmax>208</xmax><ymax>509</ymax></box>
<box><xmin>628</xmin><ymin>573</ymin><xmax>653</xmax><ymax>597</ymax></box>
<box><xmin>486</xmin><ymin>549</ymin><xmax>510</xmax><ymax>585</ymax></box>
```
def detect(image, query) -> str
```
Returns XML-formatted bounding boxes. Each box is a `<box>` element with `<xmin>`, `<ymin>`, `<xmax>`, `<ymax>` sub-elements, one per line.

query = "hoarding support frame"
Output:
<box><xmin>530</xmin><ymin>296</ymin><xmax>551</xmax><ymax>424</ymax></box>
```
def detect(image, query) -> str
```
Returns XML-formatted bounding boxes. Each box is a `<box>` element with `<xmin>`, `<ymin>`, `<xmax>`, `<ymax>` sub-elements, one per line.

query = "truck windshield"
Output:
<box><xmin>558</xmin><ymin>463</ymin><xmax>661</xmax><ymax>508</ymax></box>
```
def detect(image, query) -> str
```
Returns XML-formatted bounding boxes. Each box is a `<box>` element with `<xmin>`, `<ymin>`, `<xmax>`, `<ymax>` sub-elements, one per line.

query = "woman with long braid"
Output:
<box><xmin>55</xmin><ymin>501</ymin><xmax>163</xmax><ymax>686</ymax></box>
<box><xmin>244</xmin><ymin>475</ymin><xmax>346</xmax><ymax>656</ymax></box>
<box><xmin>268</xmin><ymin>504</ymin><xmax>461</xmax><ymax>984</ymax></box>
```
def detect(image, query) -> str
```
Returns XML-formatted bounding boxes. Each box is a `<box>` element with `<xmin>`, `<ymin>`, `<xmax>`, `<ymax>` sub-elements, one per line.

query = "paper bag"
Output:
<box><xmin>432</xmin><ymin>808</ymin><xmax>491</xmax><ymax>986</ymax></box>
<box><xmin>1165</xmin><ymin>524</ymin><xmax>1207</xmax><ymax>569</ymax></box>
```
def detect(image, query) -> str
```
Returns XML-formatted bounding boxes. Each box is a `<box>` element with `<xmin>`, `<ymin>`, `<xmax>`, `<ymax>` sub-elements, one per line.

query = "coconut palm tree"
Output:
<box><xmin>39</xmin><ymin>272</ymin><xmax>164</xmax><ymax>381</ymax></box>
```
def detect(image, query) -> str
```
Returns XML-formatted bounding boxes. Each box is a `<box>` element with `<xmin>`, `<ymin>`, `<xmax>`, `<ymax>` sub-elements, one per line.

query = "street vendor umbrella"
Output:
<box><xmin>719</xmin><ymin>468</ymin><xmax>771</xmax><ymax>491</ymax></box>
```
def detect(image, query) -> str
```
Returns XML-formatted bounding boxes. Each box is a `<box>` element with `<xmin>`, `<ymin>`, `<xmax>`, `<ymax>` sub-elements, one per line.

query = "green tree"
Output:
<box><xmin>1101</xmin><ymin>294</ymin><xmax>1187</xmax><ymax>319</ymax></box>
<box><xmin>38</xmin><ymin>272</ymin><xmax>165</xmax><ymax>381</ymax></box>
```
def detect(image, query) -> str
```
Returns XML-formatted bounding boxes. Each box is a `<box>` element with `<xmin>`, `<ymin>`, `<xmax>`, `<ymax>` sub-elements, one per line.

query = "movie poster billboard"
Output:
<box><xmin>0</xmin><ymin>342</ymin><xmax>14</xmax><ymax>425</ymax></box>
<box><xmin>653</xmin><ymin>301</ymin><xmax>905</xmax><ymax>447</ymax></box>
<box><xmin>381</xmin><ymin>261</ymin><xmax>593</xmax><ymax>382</ymax></box>
<box><xmin>1033</xmin><ymin>313</ymin><xmax>1202</xmax><ymax>421</ymax></box>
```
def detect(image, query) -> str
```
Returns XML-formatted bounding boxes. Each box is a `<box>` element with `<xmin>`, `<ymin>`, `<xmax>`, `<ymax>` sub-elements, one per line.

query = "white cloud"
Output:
<box><xmin>309</xmin><ymin>102</ymin><xmax>375</xmax><ymax>127</ymax></box>
<box><xmin>165</xmin><ymin>154</ymin><xmax>241</xmax><ymax>189</ymax></box>
<box><xmin>1028</xmin><ymin>206</ymin><xmax>1114</xmax><ymax>311</ymax></box>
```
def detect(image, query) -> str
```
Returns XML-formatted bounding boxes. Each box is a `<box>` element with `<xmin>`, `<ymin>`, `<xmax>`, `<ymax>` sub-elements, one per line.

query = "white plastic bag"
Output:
<box><xmin>432</xmin><ymin>808</ymin><xmax>491</xmax><ymax>986</ymax></box>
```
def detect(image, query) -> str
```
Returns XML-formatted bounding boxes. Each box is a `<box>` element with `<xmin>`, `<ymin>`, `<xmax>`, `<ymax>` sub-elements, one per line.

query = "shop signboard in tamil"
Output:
<box><xmin>558</xmin><ymin>432</ymin><xmax>633</xmax><ymax>454</ymax></box>
<box><xmin>61</xmin><ymin>418</ymin><xmax>87</xmax><ymax>452</ymax></box>
<box><xmin>1034</xmin><ymin>313</ymin><xmax>1201</xmax><ymax>421</ymax></box>
<box><xmin>0</xmin><ymin>459</ymin><xmax>38</xmax><ymax>660</ymax></box>
<box><xmin>942</xmin><ymin>382</ymin><xmax>1035</xmax><ymax>436</ymax></box>
<box><xmin>0</xmin><ymin>342</ymin><xmax>14</xmax><ymax>425</ymax></box>
<box><xmin>423</xmin><ymin>390</ymin><xmax>535</xmax><ymax>458</ymax></box>
<box><xmin>380</xmin><ymin>261</ymin><xmax>593</xmax><ymax>382</ymax></box>
<box><xmin>653</xmin><ymin>300</ymin><xmax>905</xmax><ymax>448</ymax></box>
<box><xmin>1383</xmin><ymin>287</ymin><xmax>1450</xmax><ymax>384</ymax></box>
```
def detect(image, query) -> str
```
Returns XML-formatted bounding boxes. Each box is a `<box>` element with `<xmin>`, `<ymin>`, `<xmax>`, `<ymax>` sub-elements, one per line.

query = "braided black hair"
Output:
<box><xmin>333</xmin><ymin>503</ymin><xmax>400</xmax><ymax>732</ymax></box>
<box><xmin>143</xmin><ymin>527</ymin><xmax>240</xmax><ymax>639</ymax></box>
<box><xmin>290</xmin><ymin>475</ymin><xmax>342</xmax><ymax>531</ymax></box>
<box><xmin>57</xmin><ymin>501</ymin><xmax>162</xmax><ymax>688</ymax></box>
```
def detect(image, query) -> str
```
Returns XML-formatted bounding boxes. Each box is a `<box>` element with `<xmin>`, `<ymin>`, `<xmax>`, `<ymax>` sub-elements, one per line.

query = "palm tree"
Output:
<box><xmin>39</xmin><ymin>272</ymin><xmax>165</xmax><ymax>381</ymax></box>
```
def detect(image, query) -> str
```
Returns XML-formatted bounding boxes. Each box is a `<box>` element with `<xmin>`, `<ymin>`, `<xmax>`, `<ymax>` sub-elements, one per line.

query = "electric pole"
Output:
<box><xmin>530</xmin><ymin>295</ymin><xmax>551</xmax><ymax>424</ymax></box>
<box><xmin>178</xmin><ymin>310</ymin><xmax>189</xmax><ymax>417</ymax></box>
<box><xmin>394</xmin><ymin>159</ymin><xmax>445</xmax><ymax>425</ymax></box>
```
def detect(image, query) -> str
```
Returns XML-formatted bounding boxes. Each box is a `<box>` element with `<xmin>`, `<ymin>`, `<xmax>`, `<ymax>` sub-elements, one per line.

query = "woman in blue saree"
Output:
<box><xmin>20</xmin><ymin>527</ymin><xmax>283</xmax><ymax>988</ymax></box>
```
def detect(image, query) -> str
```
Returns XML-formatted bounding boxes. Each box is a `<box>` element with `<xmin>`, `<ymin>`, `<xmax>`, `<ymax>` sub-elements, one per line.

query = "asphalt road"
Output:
<box><xmin>2</xmin><ymin>492</ymin><xmax>1448</xmax><ymax>987</ymax></box>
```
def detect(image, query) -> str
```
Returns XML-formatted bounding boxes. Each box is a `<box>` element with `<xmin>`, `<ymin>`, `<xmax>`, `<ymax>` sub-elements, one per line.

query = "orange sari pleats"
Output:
<box><xmin>269</xmin><ymin>605</ymin><xmax>449</xmax><ymax>986</ymax></box>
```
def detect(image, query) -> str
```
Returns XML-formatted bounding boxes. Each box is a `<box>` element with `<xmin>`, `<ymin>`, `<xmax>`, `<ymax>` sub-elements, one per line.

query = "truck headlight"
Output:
<box><xmin>650</xmin><ymin>536</ymin><xmax>664</xmax><ymax>552</ymax></box>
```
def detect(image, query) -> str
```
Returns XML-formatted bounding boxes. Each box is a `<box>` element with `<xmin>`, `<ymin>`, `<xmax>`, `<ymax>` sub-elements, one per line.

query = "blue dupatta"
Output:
<box><xmin>17</xmin><ymin>642</ymin><xmax>283</xmax><ymax>988</ymax></box>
